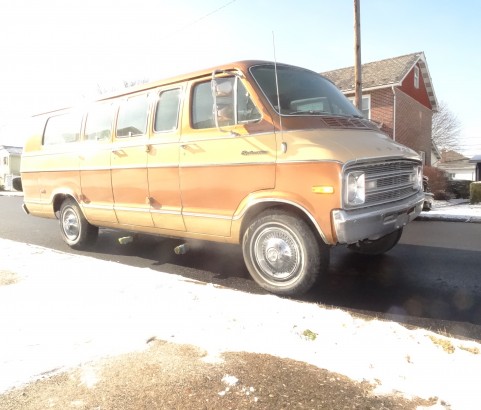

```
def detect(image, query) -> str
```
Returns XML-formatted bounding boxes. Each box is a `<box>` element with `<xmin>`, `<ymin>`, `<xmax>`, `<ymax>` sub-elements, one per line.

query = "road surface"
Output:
<box><xmin>2</xmin><ymin>194</ymin><xmax>481</xmax><ymax>340</ymax></box>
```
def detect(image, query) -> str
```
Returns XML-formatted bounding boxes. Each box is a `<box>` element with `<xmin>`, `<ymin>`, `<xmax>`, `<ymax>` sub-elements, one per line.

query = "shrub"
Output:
<box><xmin>423</xmin><ymin>166</ymin><xmax>449</xmax><ymax>195</ymax></box>
<box><xmin>447</xmin><ymin>180</ymin><xmax>471</xmax><ymax>199</ymax></box>
<box><xmin>433</xmin><ymin>190</ymin><xmax>453</xmax><ymax>200</ymax></box>
<box><xmin>471</xmin><ymin>182</ymin><xmax>481</xmax><ymax>204</ymax></box>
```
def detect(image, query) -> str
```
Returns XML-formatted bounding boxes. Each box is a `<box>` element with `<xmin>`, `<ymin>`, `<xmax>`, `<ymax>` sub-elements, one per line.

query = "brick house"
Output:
<box><xmin>322</xmin><ymin>52</ymin><xmax>438</xmax><ymax>166</ymax></box>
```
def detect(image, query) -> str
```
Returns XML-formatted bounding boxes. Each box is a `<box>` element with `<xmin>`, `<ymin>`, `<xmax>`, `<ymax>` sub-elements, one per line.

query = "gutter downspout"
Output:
<box><xmin>391</xmin><ymin>86</ymin><xmax>396</xmax><ymax>141</ymax></box>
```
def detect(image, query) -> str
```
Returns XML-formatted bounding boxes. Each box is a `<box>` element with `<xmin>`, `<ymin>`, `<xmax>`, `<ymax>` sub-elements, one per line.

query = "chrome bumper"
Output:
<box><xmin>332</xmin><ymin>191</ymin><xmax>425</xmax><ymax>245</ymax></box>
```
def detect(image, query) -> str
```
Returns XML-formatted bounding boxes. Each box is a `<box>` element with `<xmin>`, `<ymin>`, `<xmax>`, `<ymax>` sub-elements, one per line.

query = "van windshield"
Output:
<box><xmin>250</xmin><ymin>64</ymin><xmax>361</xmax><ymax>118</ymax></box>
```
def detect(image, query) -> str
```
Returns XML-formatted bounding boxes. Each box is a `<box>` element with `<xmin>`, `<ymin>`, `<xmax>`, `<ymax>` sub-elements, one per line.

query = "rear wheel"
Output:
<box><xmin>59</xmin><ymin>198</ymin><xmax>98</xmax><ymax>249</ymax></box>
<box><xmin>348</xmin><ymin>228</ymin><xmax>403</xmax><ymax>255</ymax></box>
<box><xmin>242</xmin><ymin>210</ymin><xmax>329</xmax><ymax>296</ymax></box>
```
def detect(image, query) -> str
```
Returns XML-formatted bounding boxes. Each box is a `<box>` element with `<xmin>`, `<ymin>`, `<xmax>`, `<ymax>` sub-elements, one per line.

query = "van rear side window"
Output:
<box><xmin>116</xmin><ymin>94</ymin><xmax>149</xmax><ymax>137</ymax></box>
<box><xmin>85</xmin><ymin>103</ymin><xmax>115</xmax><ymax>142</ymax></box>
<box><xmin>43</xmin><ymin>113</ymin><xmax>82</xmax><ymax>145</ymax></box>
<box><xmin>154</xmin><ymin>88</ymin><xmax>181</xmax><ymax>132</ymax></box>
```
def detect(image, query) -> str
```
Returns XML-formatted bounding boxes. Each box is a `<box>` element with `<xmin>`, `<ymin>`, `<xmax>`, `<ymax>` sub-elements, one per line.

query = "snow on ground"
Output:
<box><xmin>419</xmin><ymin>199</ymin><xmax>481</xmax><ymax>222</ymax></box>
<box><xmin>1</xmin><ymin>233</ymin><xmax>481</xmax><ymax>410</ymax></box>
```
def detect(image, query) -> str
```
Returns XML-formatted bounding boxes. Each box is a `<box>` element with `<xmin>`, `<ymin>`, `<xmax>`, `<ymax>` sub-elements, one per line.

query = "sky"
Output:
<box><xmin>1</xmin><ymin>0</ymin><xmax>480</xmax><ymax>155</ymax></box>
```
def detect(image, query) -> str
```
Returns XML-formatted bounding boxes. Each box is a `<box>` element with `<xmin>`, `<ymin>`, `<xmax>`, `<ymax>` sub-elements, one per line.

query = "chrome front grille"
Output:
<box><xmin>345</xmin><ymin>160</ymin><xmax>420</xmax><ymax>208</ymax></box>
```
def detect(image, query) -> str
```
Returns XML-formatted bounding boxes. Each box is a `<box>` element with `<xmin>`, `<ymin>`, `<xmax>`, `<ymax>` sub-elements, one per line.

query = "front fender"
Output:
<box><xmin>231</xmin><ymin>190</ymin><xmax>335</xmax><ymax>245</ymax></box>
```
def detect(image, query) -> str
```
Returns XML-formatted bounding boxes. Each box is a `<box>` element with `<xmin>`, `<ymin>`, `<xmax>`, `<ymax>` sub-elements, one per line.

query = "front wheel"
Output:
<box><xmin>59</xmin><ymin>198</ymin><xmax>98</xmax><ymax>249</ymax></box>
<box><xmin>348</xmin><ymin>228</ymin><xmax>403</xmax><ymax>255</ymax></box>
<box><xmin>242</xmin><ymin>210</ymin><xmax>329</xmax><ymax>296</ymax></box>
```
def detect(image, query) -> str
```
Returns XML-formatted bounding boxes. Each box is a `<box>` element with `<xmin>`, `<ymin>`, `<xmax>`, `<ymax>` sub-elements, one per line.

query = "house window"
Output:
<box><xmin>3</xmin><ymin>157</ymin><xmax>8</xmax><ymax>166</ymax></box>
<box><xmin>348</xmin><ymin>95</ymin><xmax>371</xmax><ymax>119</ymax></box>
<box><xmin>414</xmin><ymin>66</ymin><xmax>420</xmax><ymax>89</ymax></box>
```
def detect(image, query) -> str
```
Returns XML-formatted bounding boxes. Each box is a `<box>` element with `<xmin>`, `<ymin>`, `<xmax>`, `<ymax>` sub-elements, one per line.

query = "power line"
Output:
<box><xmin>180</xmin><ymin>0</ymin><xmax>237</xmax><ymax>31</ymax></box>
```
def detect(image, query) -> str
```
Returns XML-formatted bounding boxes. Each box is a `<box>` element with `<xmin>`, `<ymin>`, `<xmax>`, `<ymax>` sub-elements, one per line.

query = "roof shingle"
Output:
<box><xmin>321</xmin><ymin>52</ymin><xmax>438</xmax><ymax>111</ymax></box>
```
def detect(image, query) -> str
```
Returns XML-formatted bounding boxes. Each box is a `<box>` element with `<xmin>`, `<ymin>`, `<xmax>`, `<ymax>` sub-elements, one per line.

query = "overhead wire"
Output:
<box><xmin>171</xmin><ymin>0</ymin><xmax>238</xmax><ymax>34</ymax></box>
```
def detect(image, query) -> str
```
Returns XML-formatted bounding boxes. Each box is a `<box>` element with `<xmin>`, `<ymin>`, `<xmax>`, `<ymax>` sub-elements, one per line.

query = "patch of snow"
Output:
<box><xmin>221</xmin><ymin>375</ymin><xmax>239</xmax><ymax>386</ymax></box>
<box><xmin>420</xmin><ymin>199</ymin><xmax>481</xmax><ymax>222</ymax></box>
<box><xmin>1</xmin><ymin>237</ymin><xmax>481</xmax><ymax>409</ymax></box>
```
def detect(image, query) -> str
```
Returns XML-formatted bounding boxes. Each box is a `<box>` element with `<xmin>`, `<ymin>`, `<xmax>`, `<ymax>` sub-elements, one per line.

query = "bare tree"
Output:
<box><xmin>432</xmin><ymin>101</ymin><xmax>462</xmax><ymax>151</ymax></box>
<box><xmin>96</xmin><ymin>78</ymin><xmax>149</xmax><ymax>95</ymax></box>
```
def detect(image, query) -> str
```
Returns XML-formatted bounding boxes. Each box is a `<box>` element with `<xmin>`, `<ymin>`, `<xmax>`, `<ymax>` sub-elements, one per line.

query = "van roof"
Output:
<box><xmin>34</xmin><ymin>60</ymin><xmax>305</xmax><ymax>117</ymax></box>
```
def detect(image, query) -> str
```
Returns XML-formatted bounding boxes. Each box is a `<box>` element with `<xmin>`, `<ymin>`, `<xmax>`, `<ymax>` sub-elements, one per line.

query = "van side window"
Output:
<box><xmin>192</xmin><ymin>82</ymin><xmax>214</xmax><ymax>129</ymax></box>
<box><xmin>85</xmin><ymin>103</ymin><xmax>115</xmax><ymax>142</ymax></box>
<box><xmin>237</xmin><ymin>80</ymin><xmax>261</xmax><ymax>123</ymax></box>
<box><xmin>154</xmin><ymin>88</ymin><xmax>181</xmax><ymax>132</ymax></box>
<box><xmin>43</xmin><ymin>113</ymin><xmax>82</xmax><ymax>145</ymax></box>
<box><xmin>192</xmin><ymin>79</ymin><xmax>261</xmax><ymax>129</ymax></box>
<box><xmin>116</xmin><ymin>94</ymin><xmax>149</xmax><ymax>138</ymax></box>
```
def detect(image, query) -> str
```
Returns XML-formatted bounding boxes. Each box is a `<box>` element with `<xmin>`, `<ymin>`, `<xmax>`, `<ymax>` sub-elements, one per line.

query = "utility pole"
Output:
<box><xmin>354</xmin><ymin>0</ymin><xmax>362</xmax><ymax>110</ymax></box>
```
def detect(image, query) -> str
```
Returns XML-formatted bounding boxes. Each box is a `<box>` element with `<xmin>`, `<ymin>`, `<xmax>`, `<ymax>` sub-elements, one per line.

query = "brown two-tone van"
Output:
<box><xmin>21</xmin><ymin>60</ymin><xmax>425</xmax><ymax>296</ymax></box>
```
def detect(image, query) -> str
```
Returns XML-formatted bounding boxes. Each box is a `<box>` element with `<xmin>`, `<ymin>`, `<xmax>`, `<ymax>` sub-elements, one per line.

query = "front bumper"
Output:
<box><xmin>332</xmin><ymin>190</ymin><xmax>425</xmax><ymax>245</ymax></box>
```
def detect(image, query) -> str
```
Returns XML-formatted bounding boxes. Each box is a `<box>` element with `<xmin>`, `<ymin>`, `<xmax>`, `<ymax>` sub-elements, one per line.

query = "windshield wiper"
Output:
<box><xmin>288</xmin><ymin>110</ymin><xmax>329</xmax><ymax>115</ymax></box>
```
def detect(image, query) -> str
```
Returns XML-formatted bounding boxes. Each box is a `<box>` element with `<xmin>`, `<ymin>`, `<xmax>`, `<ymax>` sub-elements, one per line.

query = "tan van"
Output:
<box><xmin>21</xmin><ymin>60</ymin><xmax>425</xmax><ymax>296</ymax></box>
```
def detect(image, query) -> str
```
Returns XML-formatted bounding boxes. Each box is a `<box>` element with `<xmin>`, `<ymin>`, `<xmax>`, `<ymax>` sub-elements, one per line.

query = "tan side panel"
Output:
<box><xmin>80</xmin><ymin>144</ymin><xmax>117</xmax><ymax>223</ymax></box>
<box><xmin>147</xmin><ymin>141</ymin><xmax>185</xmax><ymax>231</ymax></box>
<box><xmin>275</xmin><ymin>161</ymin><xmax>343</xmax><ymax>244</ymax></box>
<box><xmin>111</xmin><ymin>143</ymin><xmax>153</xmax><ymax>227</ymax></box>
<box><xmin>180</xmin><ymin>131</ymin><xmax>276</xmax><ymax>237</ymax></box>
<box><xmin>181</xmin><ymin>163</ymin><xmax>275</xmax><ymax>236</ymax></box>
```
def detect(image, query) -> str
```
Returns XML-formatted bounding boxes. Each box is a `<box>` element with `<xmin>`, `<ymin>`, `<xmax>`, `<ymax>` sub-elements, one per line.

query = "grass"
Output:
<box><xmin>428</xmin><ymin>334</ymin><xmax>480</xmax><ymax>355</ymax></box>
<box><xmin>428</xmin><ymin>335</ymin><xmax>455</xmax><ymax>354</ymax></box>
<box><xmin>302</xmin><ymin>329</ymin><xmax>318</xmax><ymax>341</ymax></box>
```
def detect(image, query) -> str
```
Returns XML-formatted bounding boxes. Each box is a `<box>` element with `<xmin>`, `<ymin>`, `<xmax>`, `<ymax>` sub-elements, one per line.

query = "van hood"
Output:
<box><xmin>280</xmin><ymin>128</ymin><xmax>421</xmax><ymax>164</ymax></box>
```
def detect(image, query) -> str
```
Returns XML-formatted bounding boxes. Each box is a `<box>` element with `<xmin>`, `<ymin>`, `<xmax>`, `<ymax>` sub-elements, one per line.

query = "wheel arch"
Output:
<box><xmin>235</xmin><ymin>199</ymin><xmax>328</xmax><ymax>246</ymax></box>
<box><xmin>52</xmin><ymin>193</ymin><xmax>79</xmax><ymax>218</ymax></box>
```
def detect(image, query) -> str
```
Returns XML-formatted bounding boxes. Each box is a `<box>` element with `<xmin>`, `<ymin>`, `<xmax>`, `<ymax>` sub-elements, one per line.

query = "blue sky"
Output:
<box><xmin>1</xmin><ymin>0</ymin><xmax>480</xmax><ymax>154</ymax></box>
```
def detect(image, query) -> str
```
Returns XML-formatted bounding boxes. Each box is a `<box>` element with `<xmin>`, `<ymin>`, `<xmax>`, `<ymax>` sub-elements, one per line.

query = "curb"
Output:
<box><xmin>0</xmin><ymin>192</ymin><xmax>23</xmax><ymax>197</ymax></box>
<box><xmin>416</xmin><ymin>214</ymin><xmax>481</xmax><ymax>223</ymax></box>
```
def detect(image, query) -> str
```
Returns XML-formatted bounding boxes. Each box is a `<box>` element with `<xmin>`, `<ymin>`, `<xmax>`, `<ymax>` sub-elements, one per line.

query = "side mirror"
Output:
<box><xmin>213</xmin><ymin>79</ymin><xmax>233</xmax><ymax>97</ymax></box>
<box><xmin>211</xmin><ymin>71</ymin><xmax>236</xmax><ymax>130</ymax></box>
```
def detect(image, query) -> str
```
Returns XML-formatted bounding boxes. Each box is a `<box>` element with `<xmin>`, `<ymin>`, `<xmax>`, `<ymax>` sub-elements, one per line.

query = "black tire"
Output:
<box><xmin>348</xmin><ymin>228</ymin><xmax>403</xmax><ymax>255</ymax></box>
<box><xmin>242</xmin><ymin>210</ymin><xmax>329</xmax><ymax>296</ymax></box>
<box><xmin>59</xmin><ymin>198</ymin><xmax>98</xmax><ymax>249</ymax></box>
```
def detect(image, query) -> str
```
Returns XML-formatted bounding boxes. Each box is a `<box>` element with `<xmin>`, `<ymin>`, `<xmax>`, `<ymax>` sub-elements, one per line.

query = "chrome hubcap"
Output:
<box><xmin>254</xmin><ymin>226</ymin><xmax>301</xmax><ymax>281</ymax></box>
<box><xmin>62</xmin><ymin>209</ymin><xmax>80</xmax><ymax>241</ymax></box>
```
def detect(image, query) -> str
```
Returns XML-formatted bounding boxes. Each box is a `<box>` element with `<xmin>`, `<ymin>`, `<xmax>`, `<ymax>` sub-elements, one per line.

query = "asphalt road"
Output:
<box><xmin>2</xmin><ymin>195</ymin><xmax>481</xmax><ymax>341</ymax></box>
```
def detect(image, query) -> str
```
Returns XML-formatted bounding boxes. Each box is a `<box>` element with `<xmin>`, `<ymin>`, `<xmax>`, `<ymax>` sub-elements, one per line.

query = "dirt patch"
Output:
<box><xmin>0</xmin><ymin>270</ymin><xmax>18</xmax><ymax>286</ymax></box>
<box><xmin>0</xmin><ymin>340</ymin><xmax>436</xmax><ymax>409</ymax></box>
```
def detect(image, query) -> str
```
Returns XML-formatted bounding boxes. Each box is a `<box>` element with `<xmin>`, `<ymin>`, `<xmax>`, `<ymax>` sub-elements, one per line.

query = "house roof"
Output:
<box><xmin>441</xmin><ymin>149</ymin><xmax>469</xmax><ymax>163</ymax></box>
<box><xmin>0</xmin><ymin>145</ymin><xmax>22</xmax><ymax>155</ymax></box>
<box><xmin>321</xmin><ymin>52</ymin><xmax>438</xmax><ymax>111</ymax></box>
